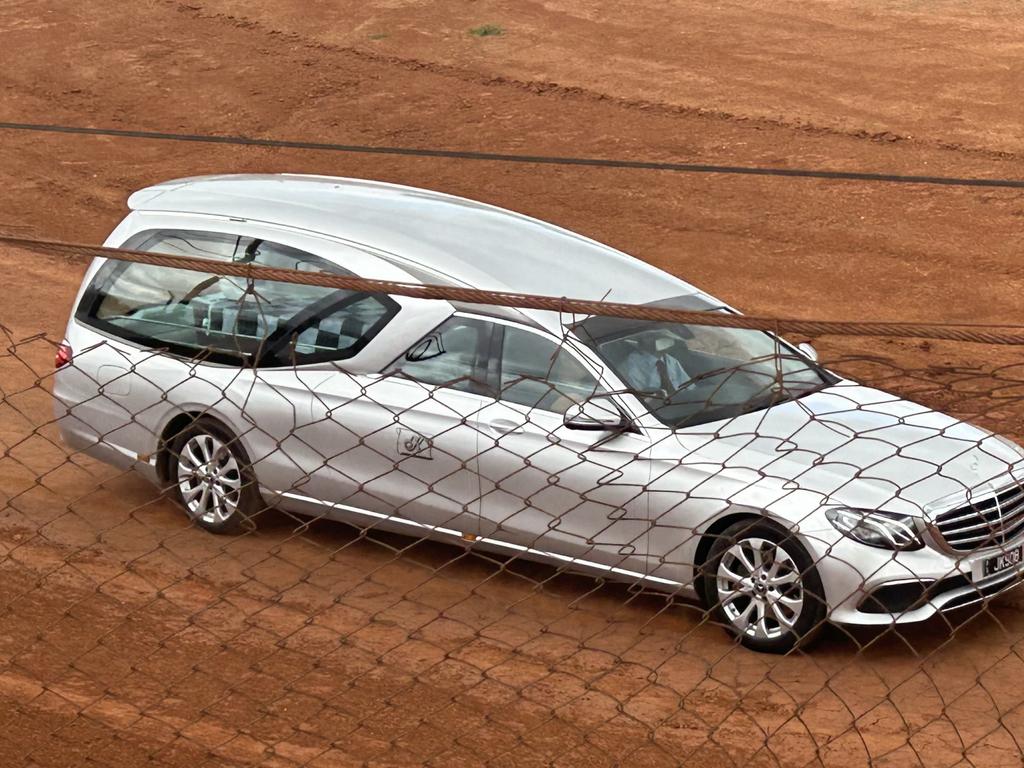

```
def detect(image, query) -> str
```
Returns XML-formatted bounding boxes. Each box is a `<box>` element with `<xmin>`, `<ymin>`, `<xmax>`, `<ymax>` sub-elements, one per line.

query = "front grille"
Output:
<box><xmin>934</xmin><ymin>483</ymin><xmax>1024</xmax><ymax>552</ymax></box>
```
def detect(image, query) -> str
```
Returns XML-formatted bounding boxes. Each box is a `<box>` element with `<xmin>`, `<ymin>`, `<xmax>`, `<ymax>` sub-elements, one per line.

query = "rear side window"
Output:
<box><xmin>77</xmin><ymin>230</ymin><xmax>398</xmax><ymax>367</ymax></box>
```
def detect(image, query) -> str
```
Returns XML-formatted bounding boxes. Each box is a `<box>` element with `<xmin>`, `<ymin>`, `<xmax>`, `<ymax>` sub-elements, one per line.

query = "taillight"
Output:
<box><xmin>55</xmin><ymin>342</ymin><xmax>73</xmax><ymax>369</ymax></box>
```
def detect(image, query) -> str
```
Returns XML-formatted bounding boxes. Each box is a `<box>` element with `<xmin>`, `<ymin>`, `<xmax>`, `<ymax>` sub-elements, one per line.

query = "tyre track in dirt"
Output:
<box><xmin>159</xmin><ymin>0</ymin><xmax>1024</xmax><ymax>167</ymax></box>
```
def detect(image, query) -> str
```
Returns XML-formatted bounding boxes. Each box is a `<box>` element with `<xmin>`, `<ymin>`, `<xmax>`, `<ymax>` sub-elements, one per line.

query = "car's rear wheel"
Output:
<box><xmin>167</xmin><ymin>419</ymin><xmax>261</xmax><ymax>534</ymax></box>
<box><xmin>702</xmin><ymin>519</ymin><xmax>826</xmax><ymax>653</ymax></box>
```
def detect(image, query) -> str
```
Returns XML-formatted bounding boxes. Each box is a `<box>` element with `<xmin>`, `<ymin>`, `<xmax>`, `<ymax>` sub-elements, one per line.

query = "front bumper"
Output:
<box><xmin>802</xmin><ymin>526</ymin><xmax>1024</xmax><ymax>626</ymax></box>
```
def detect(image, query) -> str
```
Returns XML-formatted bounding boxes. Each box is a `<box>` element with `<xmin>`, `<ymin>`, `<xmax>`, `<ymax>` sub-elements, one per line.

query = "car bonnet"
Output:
<box><xmin>667</xmin><ymin>383</ymin><xmax>1023</xmax><ymax>516</ymax></box>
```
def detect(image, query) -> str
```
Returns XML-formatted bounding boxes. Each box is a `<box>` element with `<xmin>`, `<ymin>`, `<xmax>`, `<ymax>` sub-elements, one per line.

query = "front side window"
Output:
<box><xmin>387</xmin><ymin>316</ymin><xmax>493</xmax><ymax>394</ymax></box>
<box><xmin>499</xmin><ymin>327</ymin><xmax>602</xmax><ymax>413</ymax></box>
<box><xmin>77</xmin><ymin>230</ymin><xmax>397</xmax><ymax>366</ymax></box>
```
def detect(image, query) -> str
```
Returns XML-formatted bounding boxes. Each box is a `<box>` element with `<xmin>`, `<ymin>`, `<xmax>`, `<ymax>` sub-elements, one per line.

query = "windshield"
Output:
<box><xmin>572</xmin><ymin>297</ymin><xmax>833</xmax><ymax>429</ymax></box>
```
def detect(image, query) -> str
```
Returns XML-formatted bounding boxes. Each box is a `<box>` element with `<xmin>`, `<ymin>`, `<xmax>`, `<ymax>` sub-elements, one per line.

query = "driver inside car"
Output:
<box><xmin>621</xmin><ymin>333</ymin><xmax>690</xmax><ymax>395</ymax></box>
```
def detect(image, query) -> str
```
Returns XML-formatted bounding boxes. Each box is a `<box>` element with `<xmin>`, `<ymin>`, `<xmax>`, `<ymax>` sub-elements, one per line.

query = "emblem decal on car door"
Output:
<box><xmin>397</xmin><ymin>427</ymin><xmax>433</xmax><ymax>459</ymax></box>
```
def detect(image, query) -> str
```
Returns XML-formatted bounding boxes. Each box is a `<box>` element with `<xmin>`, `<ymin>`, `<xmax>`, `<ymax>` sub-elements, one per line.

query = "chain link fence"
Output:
<box><xmin>3</xmin><ymin>243</ymin><xmax>1024</xmax><ymax>766</ymax></box>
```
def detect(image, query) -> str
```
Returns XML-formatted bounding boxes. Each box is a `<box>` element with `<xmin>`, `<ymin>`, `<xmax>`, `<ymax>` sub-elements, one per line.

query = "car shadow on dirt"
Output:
<box><xmin>245</xmin><ymin>501</ymin><xmax>1024</xmax><ymax>666</ymax></box>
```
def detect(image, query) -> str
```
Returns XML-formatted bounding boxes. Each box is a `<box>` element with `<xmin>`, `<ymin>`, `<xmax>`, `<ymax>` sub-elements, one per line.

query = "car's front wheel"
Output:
<box><xmin>702</xmin><ymin>519</ymin><xmax>827</xmax><ymax>653</ymax></box>
<box><xmin>167</xmin><ymin>418</ymin><xmax>261</xmax><ymax>534</ymax></box>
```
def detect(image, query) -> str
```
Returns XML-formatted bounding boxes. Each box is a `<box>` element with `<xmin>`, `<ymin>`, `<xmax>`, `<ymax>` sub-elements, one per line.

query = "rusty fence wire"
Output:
<box><xmin>3</xmin><ymin>242</ymin><xmax>1024</xmax><ymax>767</ymax></box>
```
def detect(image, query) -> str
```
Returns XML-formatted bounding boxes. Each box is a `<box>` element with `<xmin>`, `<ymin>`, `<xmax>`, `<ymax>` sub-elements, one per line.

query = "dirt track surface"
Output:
<box><xmin>3</xmin><ymin>2</ymin><xmax>1024</xmax><ymax>766</ymax></box>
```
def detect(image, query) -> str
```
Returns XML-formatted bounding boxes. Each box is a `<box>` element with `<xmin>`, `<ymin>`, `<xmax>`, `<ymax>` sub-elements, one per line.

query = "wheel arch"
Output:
<box><xmin>693</xmin><ymin>511</ymin><xmax>810</xmax><ymax>606</ymax></box>
<box><xmin>156</xmin><ymin>409</ymin><xmax>247</xmax><ymax>483</ymax></box>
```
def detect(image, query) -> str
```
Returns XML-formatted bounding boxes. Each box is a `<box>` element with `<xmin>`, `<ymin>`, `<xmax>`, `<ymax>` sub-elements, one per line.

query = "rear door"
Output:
<box><xmin>283</xmin><ymin>315</ymin><xmax>496</xmax><ymax>535</ymax></box>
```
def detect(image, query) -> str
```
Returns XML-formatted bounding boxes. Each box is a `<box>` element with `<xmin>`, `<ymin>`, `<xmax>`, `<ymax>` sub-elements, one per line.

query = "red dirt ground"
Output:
<box><xmin>3</xmin><ymin>2</ymin><xmax>1024</xmax><ymax>766</ymax></box>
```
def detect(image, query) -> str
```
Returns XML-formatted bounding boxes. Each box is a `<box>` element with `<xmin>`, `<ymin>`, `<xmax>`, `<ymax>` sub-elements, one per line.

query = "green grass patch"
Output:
<box><xmin>469</xmin><ymin>24</ymin><xmax>504</xmax><ymax>37</ymax></box>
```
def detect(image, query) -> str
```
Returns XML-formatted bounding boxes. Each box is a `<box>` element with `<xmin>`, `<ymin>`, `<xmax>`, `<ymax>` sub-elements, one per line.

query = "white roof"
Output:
<box><xmin>128</xmin><ymin>174</ymin><xmax>700</xmax><ymax>305</ymax></box>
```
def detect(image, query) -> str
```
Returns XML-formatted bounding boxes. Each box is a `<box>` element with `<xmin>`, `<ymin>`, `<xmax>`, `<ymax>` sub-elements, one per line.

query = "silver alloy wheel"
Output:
<box><xmin>716</xmin><ymin>536</ymin><xmax>804</xmax><ymax>640</ymax></box>
<box><xmin>176</xmin><ymin>433</ymin><xmax>242</xmax><ymax>525</ymax></box>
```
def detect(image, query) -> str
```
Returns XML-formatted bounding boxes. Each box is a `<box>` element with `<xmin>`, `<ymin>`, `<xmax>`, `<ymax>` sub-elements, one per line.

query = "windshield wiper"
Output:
<box><xmin>790</xmin><ymin>381</ymin><xmax>832</xmax><ymax>400</ymax></box>
<box><xmin>732</xmin><ymin>380</ymin><xmax>830</xmax><ymax>416</ymax></box>
<box><xmin>762</xmin><ymin>380</ymin><xmax>832</xmax><ymax>409</ymax></box>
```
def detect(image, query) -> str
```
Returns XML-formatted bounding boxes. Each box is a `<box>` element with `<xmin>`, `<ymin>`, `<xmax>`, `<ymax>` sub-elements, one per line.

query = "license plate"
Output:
<box><xmin>980</xmin><ymin>545</ymin><xmax>1024</xmax><ymax>578</ymax></box>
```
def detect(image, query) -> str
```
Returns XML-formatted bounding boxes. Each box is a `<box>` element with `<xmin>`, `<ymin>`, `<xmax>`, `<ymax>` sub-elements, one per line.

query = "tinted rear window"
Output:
<box><xmin>77</xmin><ymin>230</ymin><xmax>398</xmax><ymax>367</ymax></box>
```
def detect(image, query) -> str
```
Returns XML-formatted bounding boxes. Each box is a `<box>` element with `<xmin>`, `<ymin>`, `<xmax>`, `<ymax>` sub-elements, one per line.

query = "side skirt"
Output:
<box><xmin>275</xmin><ymin>490</ymin><xmax>686</xmax><ymax>590</ymax></box>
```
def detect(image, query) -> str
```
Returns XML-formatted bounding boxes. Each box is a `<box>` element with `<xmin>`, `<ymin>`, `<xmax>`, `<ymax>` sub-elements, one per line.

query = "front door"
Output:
<box><xmin>471</xmin><ymin>323</ymin><xmax>654</xmax><ymax>578</ymax></box>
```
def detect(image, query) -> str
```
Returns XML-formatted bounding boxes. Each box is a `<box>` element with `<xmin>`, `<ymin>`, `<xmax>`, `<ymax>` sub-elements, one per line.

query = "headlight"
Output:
<box><xmin>825</xmin><ymin>508</ymin><xmax>924</xmax><ymax>551</ymax></box>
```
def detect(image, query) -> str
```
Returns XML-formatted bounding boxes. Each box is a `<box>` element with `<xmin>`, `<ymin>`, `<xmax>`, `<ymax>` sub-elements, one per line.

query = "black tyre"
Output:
<box><xmin>166</xmin><ymin>418</ymin><xmax>262</xmax><ymax>534</ymax></box>
<box><xmin>702</xmin><ymin>519</ymin><xmax>827</xmax><ymax>653</ymax></box>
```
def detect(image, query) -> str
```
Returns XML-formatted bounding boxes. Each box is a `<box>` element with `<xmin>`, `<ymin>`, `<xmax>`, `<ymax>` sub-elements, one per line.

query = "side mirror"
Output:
<box><xmin>563</xmin><ymin>394</ymin><xmax>632</xmax><ymax>432</ymax></box>
<box><xmin>797</xmin><ymin>342</ymin><xmax>819</xmax><ymax>363</ymax></box>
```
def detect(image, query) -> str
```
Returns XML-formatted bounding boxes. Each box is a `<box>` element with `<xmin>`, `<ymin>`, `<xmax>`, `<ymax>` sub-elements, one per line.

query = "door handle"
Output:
<box><xmin>487</xmin><ymin>418</ymin><xmax>524</xmax><ymax>435</ymax></box>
